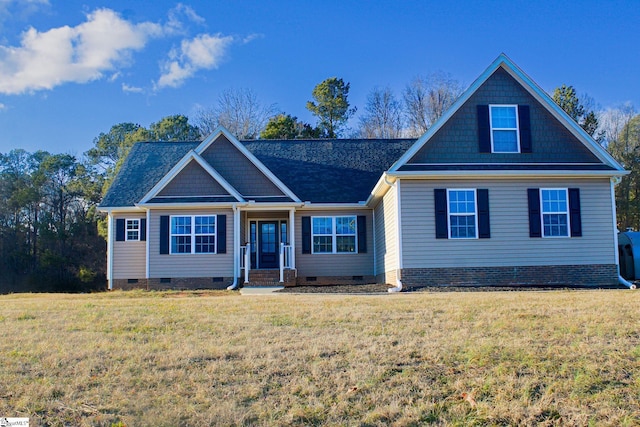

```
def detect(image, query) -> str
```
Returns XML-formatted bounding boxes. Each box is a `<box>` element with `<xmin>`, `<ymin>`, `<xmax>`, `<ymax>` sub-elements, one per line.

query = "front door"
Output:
<box><xmin>258</xmin><ymin>221</ymin><xmax>279</xmax><ymax>269</ymax></box>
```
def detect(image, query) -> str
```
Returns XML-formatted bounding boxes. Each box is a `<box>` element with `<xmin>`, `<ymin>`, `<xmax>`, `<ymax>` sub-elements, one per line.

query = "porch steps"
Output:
<box><xmin>244</xmin><ymin>270</ymin><xmax>295</xmax><ymax>287</ymax></box>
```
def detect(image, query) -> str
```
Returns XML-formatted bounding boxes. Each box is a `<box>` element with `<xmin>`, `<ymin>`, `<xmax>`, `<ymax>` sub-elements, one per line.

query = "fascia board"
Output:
<box><xmin>97</xmin><ymin>206</ymin><xmax>146</xmax><ymax>214</ymax></box>
<box><xmin>298</xmin><ymin>203</ymin><xmax>371</xmax><ymax>211</ymax></box>
<box><xmin>388</xmin><ymin>169</ymin><xmax>629</xmax><ymax>179</ymax></box>
<box><xmin>196</xmin><ymin>126</ymin><xmax>302</xmax><ymax>202</ymax></box>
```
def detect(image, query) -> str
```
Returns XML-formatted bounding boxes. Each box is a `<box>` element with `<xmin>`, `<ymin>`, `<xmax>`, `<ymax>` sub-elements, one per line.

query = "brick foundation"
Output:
<box><xmin>399</xmin><ymin>264</ymin><xmax>618</xmax><ymax>288</ymax></box>
<box><xmin>110</xmin><ymin>277</ymin><xmax>233</xmax><ymax>290</ymax></box>
<box><xmin>296</xmin><ymin>275</ymin><xmax>375</xmax><ymax>286</ymax></box>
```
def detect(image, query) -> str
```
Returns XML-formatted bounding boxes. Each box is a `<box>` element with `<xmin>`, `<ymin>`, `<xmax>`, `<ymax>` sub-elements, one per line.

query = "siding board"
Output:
<box><xmin>112</xmin><ymin>214</ymin><xmax>146</xmax><ymax>279</ymax></box>
<box><xmin>400</xmin><ymin>178</ymin><xmax>615</xmax><ymax>268</ymax></box>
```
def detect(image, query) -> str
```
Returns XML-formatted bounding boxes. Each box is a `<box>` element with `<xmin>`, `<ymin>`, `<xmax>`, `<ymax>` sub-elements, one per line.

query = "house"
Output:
<box><xmin>98</xmin><ymin>54</ymin><xmax>627</xmax><ymax>291</ymax></box>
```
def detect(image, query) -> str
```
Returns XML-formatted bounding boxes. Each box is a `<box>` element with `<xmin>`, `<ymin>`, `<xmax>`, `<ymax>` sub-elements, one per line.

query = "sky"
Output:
<box><xmin>0</xmin><ymin>0</ymin><xmax>639</xmax><ymax>156</ymax></box>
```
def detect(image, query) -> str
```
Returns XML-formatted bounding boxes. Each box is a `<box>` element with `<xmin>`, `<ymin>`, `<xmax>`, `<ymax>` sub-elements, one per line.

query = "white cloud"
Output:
<box><xmin>0</xmin><ymin>102</ymin><xmax>6</xmax><ymax>110</ymax></box>
<box><xmin>0</xmin><ymin>8</ymin><xmax>163</xmax><ymax>95</ymax></box>
<box><xmin>165</xmin><ymin>3</ymin><xmax>205</xmax><ymax>35</ymax></box>
<box><xmin>122</xmin><ymin>83</ymin><xmax>143</xmax><ymax>93</ymax></box>
<box><xmin>156</xmin><ymin>33</ymin><xmax>233</xmax><ymax>89</ymax></box>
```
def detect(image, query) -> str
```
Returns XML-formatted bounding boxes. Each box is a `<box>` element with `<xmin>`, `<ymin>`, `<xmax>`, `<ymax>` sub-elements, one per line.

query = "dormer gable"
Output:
<box><xmin>391</xmin><ymin>54</ymin><xmax>625</xmax><ymax>175</ymax></box>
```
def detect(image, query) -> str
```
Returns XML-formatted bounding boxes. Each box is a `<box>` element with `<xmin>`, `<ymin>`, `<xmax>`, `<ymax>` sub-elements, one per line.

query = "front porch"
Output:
<box><xmin>238</xmin><ymin>209</ymin><xmax>297</xmax><ymax>286</ymax></box>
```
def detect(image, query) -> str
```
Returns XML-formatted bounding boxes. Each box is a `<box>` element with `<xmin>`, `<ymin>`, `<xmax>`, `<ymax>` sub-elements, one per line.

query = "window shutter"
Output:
<box><xmin>477</xmin><ymin>189</ymin><xmax>491</xmax><ymax>239</ymax></box>
<box><xmin>116</xmin><ymin>219</ymin><xmax>125</xmax><ymax>241</ymax></box>
<box><xmin>217</xmin><ymin>215</ymin><xmax>227</xmax><ymax>253</ymax></box>
<box><xmin>518</xmin><ymin>105</ymin><xmax>532</xmax><ymax>153</ymax></box>
<box><xmin>140</xmin><ymin>218</ymin><xmax>147</xmax><ymax>241</ymax></box>
<box><xmin>434</xmin><ymin>189</ymin><xmax>448</xmax><ymax>239</ymax></box>
<box><xmin>477</xmin><ymin>105</ymin><xmax>491</xmax><ymax>153</ymax></box>
<box><xmin>527</xmin><ymin>189</ymin><xmax>542</xmax><ymax>238</ymax></box>
<box><xmin>357</xmin><ymin>215</ymin><xmax>367</xmax><ymax>253</ymax></box>
<box><xmin>160</xmin><ymin>216</ymin><xmax>169</xmax><ymax>254</ymax></box>
<box><xmin>302</xmin><ymin>216</ymin><xmax>311</xmax><ymax>254</ymax></box>
<box><xmin>568</xmin><ymin>188</ymin><xmax>582</xmax><ymax>237</ymax></box>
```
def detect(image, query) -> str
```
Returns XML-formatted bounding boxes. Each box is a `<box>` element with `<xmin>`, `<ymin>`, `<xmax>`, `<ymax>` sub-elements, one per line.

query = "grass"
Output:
<box><xmin>0</xmin><ymin>289</ymin><xmax>639</xmax><ymax>426</ymax></box>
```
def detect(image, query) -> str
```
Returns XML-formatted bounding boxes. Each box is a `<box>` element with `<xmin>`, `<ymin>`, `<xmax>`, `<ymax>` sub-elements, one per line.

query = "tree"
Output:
<box><xmin>403</xmin><ymin>72</ymin><xmax>463</xmax><ymax>137</ymax></box>
<box><xmin>552</xmin><ymin>85</ymin><xmax>603</xmax><ymax>142</ymax></box>
<box><xmin>358</xmin><ymin>87</ymin><xmax>403</xmax><ymax>138</ymax></box>
<box><xmin>306</xmin><ymin>77</ymin><xmax>356</xmax><ymax>138</ymax></box>
<box><xmin>149</xmin><ymin>114</ymin><xmax>201</xmax><ymax>141</ymax></box>
<box><xmin>195</xmin><ymin>88</ymin><xmax>276</xmax><ymax>139</ymax></box>
<box><xmin>260</xmin><ymin>114</ymin><xmax>320</xmax><ymax>139</ymax></box>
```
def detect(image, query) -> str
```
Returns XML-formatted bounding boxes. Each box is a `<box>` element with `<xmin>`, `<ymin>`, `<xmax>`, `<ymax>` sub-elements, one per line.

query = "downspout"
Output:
<box><xmin>611</xmin><ymin>176</ymin><xmax>636</xmax><ymax>289</ymax></box>
<box><xmin>385</xmin><ymin>174</ymin><xmax>403</xmax><ymax>293</ymax></box>
<box><xmin>227</xmin><ymin>204</ymin><xmax>240</xmax><ymax>290</ymax></box>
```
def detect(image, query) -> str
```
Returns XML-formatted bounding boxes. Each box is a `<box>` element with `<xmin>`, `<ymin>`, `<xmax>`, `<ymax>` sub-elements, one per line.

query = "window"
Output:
<box><xmin>126</xmin><ymin>219</ymin><xmax>140</xmax><ymax>241</ymax></box>
<box><xmin>490</xmin><ymin>105</ymin><xmax>519</xmax><ymax>153</ymax></box>
<box><xmin>541</xmin><ymin>189</ymin><xmax>569</xmax><ymax>237</ymax></box>
<box><xmin>170</xmin><ymin>215</ymin><xmax>216</xmax><ymax>254</ymax></box>
<box><xmin>447</xmin><ymin>190</ymin><xmax>477</xmax><ymax>239</ymax></box>
<box><xmin>312</xmin><ymin>216</ymin><xmax>357</xmax><ymax>253</ymax></box>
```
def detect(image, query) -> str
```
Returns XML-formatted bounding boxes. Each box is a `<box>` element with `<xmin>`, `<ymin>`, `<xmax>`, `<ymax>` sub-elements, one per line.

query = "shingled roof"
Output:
<box><xmin>99</xmin><ymin>138</ymin><xmax>416</xmax><ymax>207</ymax></box>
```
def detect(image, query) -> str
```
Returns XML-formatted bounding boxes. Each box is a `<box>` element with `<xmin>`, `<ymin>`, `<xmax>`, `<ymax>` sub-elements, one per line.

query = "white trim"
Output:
<box><xmin>446</xmin><ymin>188</ymin><xmax>479</xmax><ymax>239</ymax></box>
<box><xmin>299</xmin><ymin>203</ymin><xmax>370</xmax><ymax>210</ymax></box>
<box><xmin>246</xmin><ymin>217</ymin><xmax>289</xmax><ymax>269</ymax></box>
<box><xmin>98</xmin><ymin>206</ymin><xmax>145</xmax><ymax>214</ymax></box>
<box><xmin>389</xmin><ymin>53</ymin><xmax>626</xmax><ymax>173</ymax></box>
<box><xmin>310</xmin><ymin>215</ymin><xmax>358</xmax><ymax>254</ymax></box>
<box><xmin>396</xmin><ymin>180</ymin><xmax>403</xmax><ymax>270</ymax></box>
<box><xmin>107</xmin><ymin>213</ymin><xmax>114</xmax><ymax>289</ymax></box>
<box><xmin>289</xmin><ymin>208</ymin><xmax>296</xmax><ymax>272</ymax></box>
<box><xmin>540</xmin><ymin>188</ymin><xmax>570</xmax><ymax>238</ymax></box>
<box><xmin>388</xmin><ymin>170</ymin><xmax>628</xmax><ymax>179</ymax></box>
<box><xmin>195</xmin><ymin>126</ymin><xmax>301</xmax><ymax>202</ymax></box>
<box><xmin>401</xmin><ymin>162</ymin><xmax>614</xmax><ymax>166</ymax></box>
<box><xmin>611</xmin><ymin>178</ymin><xmax>620</xmax><ymax>266</ymax></box>
<box><xmin>169</xmin><ymin>214</ymin><xmax>218</xmax><ymax>255</ymax></box>
<box><xmin>372</xmin><ymin>208</ymin><xmax>377</xmax><ymax>277</ymax></box>
<box><xmin>234</xmin><ymin>206</ymin><xmax>241</xmax><ymax>280</ymax></box>
<box><xmin>489</xmin><ymin>104</ymin><xmax>521</xmax><ymax>153</ymax></box>
<box><xmin>145</xmin><ymin>209</ymin><xmax>150</xmax><ymax>279</ymax></box>
<box><xmin>139</xmin><ymin>151</ymin><xmax>244</xmax><ymax>204</ymax></box>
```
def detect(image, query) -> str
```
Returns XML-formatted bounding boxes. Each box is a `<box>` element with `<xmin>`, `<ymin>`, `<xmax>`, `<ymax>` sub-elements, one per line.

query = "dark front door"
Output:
<box><xmin>258</xmin><ymin>221</ymin><xmax>279</xmax><ymax>268</ymax></box>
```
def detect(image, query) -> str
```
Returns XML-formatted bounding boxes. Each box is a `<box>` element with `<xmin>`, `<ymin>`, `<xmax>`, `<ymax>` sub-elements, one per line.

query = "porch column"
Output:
<box><xmin>289</xmin><ymin>208</ymin><xmax>295</xmax><ymax>270</ymax></box>
<box><xmin>107</xmin><ymin>213</ymin><xmax>114</xmax><ymax>289</ymax></box>
<box><xmin>234</xmin><ymin>206</ymin><xmax>241</xmax><ymax>280</ymax></box>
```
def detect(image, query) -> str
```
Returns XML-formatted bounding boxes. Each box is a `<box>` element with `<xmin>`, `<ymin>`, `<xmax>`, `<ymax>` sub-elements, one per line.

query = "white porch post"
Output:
<box><xmin>289</xmin><ymin>208</ymin><xmax>295</xmax><ymax>271</ymax></box>
<box><xmin>279</xmin><ymin>242</ymin><xmax>284</xmax><ymax>282</ymax></box>
<box><xmin>107</xmin><ymin>213</ymin><xmax>114</xmax><ymax>290</ymax></box>
<box><xmin>244</xmin><ymin>243</ymin><xmax>250</xmax><ymax>283</ymax></box>
<box><xmin>234</xmin><ymin>206</ymin><xmax>241</xmax><ymax>280</ymax></box>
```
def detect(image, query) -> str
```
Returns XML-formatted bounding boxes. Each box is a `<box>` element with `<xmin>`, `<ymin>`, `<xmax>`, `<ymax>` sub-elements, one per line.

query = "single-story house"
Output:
<box><xmin>98</xmin><ymin>54</ymin><xmax>627</xmax><ymax>291</ymax></box>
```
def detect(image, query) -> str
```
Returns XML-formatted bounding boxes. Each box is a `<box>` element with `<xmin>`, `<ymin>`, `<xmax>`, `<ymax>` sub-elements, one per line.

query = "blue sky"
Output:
<box><xmin>0</xmin><ymin>0</ymin><xmax>638</xmax><ymax>156</ymax></box>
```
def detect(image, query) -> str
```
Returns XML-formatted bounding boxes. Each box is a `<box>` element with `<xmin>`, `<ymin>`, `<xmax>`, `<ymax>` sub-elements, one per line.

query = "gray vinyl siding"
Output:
<box><xmin>112</xmin><ymin>214</ymin><xmax>146</xmax><ymax>279</ymax></box>
<box><xmin>400</xmin><ymin>178</ymin><xmax>616</xmax><ymax>268</ymax></box>
<box><xmin>374</xmin><ymin>185</ymin><xmax>398</xmax><ymax>279</ymax></box>
<box><xmin>148</xmin><ymin>208</ymin><xmax>234</xmax><ymax>278</ymax></box>
<box><xmin>158</xmin><ymin>161</ymin><xmax>230</xmax><ymax>197</ymax></box>
<box><xmin>200</xmin><ymin>135</ymin><xmax>285</xmax><ymax>197</ymax></box>
<box><xmin>407</xmin><ymin>67</ymin><xmax>600</xmax><ymax>165</ymax></box>
<box><xmin>295</xmin><ymin>210</ymin><xmax>373</xmax><ymax>277</ymax></box>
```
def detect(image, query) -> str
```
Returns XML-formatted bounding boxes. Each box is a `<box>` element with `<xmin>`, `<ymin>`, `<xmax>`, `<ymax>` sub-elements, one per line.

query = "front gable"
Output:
<box><xmin>157</xmin><ymin>160</ymin><xmax>233</xmax><ymax>199</ymax></box>
<box><xmin>197</xmin><ymin>129</ymin><xmax>300</xmax><ymax>202</ymax></box>
<box><xmin>392</xmin><ymin>54</ymin><xmax>626</xmax><ymax>175</ymax></box>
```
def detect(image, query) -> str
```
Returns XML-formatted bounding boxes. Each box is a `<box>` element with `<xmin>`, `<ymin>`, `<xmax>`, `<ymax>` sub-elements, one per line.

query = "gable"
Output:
<box><xmin>158</xmin><ymin>159</ymin><xmax>231</xmax><ymax>197</ymax></box>
<box><xmin>200</xmin><ymin>134</ymin><xmax>287</xmax><ymax>198</ymax></box>
<box><xmin>406</xmin><ymin>67</ymin><xmax>600</xmax><ymax>166</ymax></box>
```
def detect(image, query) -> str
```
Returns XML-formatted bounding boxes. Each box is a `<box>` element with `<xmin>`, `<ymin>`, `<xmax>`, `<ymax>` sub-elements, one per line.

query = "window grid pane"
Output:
<box><xmin>490</xmin><ymin>105</ymin><xmax>519</xmax><ymax>153</ymax></box>
<box><xmin>313</xmin><ymin>236</ymin><xmax>332</xmax><ymax>253</ymax></box>
<box><xmin>541</xmin><ymin>189</ymin><xmax>569</xmax><ymax>237</ymax></box>
<box><xmin>126</xmin><ymin>219</ymin><xmax>139</xmax><ymax>241</ymax></box>
<box><xmin>170</xmin><ymin>216</ymin><xmax>216</xmax><ymax>253</ymax></box>
<box><xmin>448</xmin><ymin>190</ymin><xmax>477</xmax><ymax>239</ymax></box>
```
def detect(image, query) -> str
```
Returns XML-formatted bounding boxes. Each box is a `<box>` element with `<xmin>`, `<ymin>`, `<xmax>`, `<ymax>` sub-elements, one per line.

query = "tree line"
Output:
<box><xmin>1</xmin><ymin>74</ymin><xmax>639</xmax><ymax>292</ymax></box>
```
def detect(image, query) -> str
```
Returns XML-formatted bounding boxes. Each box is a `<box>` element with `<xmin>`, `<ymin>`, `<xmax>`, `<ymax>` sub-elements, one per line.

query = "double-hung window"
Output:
<box><xmin>447</xmin><ymin>189</ymin><xmax>478</xmax><ymax>239</ymax></box>
<box><xmin>490</xmin><ymin>105</ymin><xmax>520</xmax><ymax>153</ymax></box>
<box><xmin>541</xmin><ymin>189</ymin><xmax>569</xmax><ymax>237</ymax></box>
<box><xmin>170</xmin><ymin>215</ymin><xmax>216</xmax><ymax>254</ymax></box>
<box><xmin>125</xmin><ymin>219</ymin><xmax>140</xmax><ymax>241</ymax></box>
<box><xmin>312</xmin><ymin>216</ymin><xmax>357</xmax><ymax>253</ymax></box>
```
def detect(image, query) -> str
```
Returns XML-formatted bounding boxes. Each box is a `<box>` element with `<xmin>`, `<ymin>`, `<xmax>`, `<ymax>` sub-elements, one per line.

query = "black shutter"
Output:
<box><xmin>217</xmin><ymin>215</ymin><xmax>227</xmax><ymax>253</ymax></box>
<box><xmin>160</xmin><ymin>215</ymin><xmax>169</xmax><ymax>254</ymax></box>
<box><xmin>568</xmin><ymin>188</ymin><xmax>582</xmax><ymax>237</ymax></box>
<box><xmin>518</xmin><ymin>105</ymin><xmax>532</xmax><ymax>153</ymax></box>
<box><xmin>434</xmin><ymin>189</ymin><xmax>448</xmax><ymax>239</ymax></box>
<box><xmin>302</xmin><ymin>216</ymin><xmax>311</xmax><ymax>254</ymax></box>
<box><xmin>527</xmin><ymin>189</ymin><xmax>542</xmax><ymax>238</ymax></box>
<box><xmin>357</xmin><ymin>215</ymin><xmax>367</xmax><ymax>253</ymax></box>
<box><xmin>477</xmin><ymin>105</ymin><xmax>491</xmax><ymax>153</ymax></box>
<box><xmin>140</xmin><ymin>218</ymin><xmax>147</xmax><ymax>241</ymax></box>
<box><xmin>116</xmin><ymin>219</ymin><xmax>125</xmax><ymax>241</ymax></box>
<box><xmin>477</xmin><ymin>189</ymin><xmax>491</xmax><ymax>239</ymax></box>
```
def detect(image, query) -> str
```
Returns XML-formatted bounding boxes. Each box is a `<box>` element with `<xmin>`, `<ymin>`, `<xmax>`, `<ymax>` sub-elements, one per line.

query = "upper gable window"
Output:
<box><xmin>490</xmin><ymin>105</ymin><xmax>520</xmax><ymax>153</ymax></box>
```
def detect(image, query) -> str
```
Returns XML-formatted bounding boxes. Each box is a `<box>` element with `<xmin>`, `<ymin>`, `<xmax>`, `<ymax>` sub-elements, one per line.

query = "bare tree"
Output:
<box><xmin>403</xmin><ymin>71</ymin><xmax>463</xmax><ymax>137</ymax></box>
<box><xmin>194</xmin><ymin>88</ymin><xmax>277</xmax><ymax>139</ymax></box>
<box><xmin>358</xmin><ymin>87</ymin><xmax>403</xmax><ymax>138</ymax></box>
<box><xmin>598</xmin><ymin>103</ymin><xmax>636</xmax><ymax>147</ymax></box>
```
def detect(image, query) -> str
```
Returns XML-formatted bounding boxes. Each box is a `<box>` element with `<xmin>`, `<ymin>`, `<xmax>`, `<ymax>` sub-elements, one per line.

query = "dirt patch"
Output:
<box><xmin>276</xmin><ymin>283</ymin><xmax>628</xmax><ymax>293</ymax></box>
<box><xmin>276</xmin><ymin>283</ymin><xmax>394</xmax><ymax>293</ymax></box>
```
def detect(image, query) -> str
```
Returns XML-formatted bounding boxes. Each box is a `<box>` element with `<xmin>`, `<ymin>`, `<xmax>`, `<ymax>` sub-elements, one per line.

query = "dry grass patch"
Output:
<box><xmin>0</xmin><ymin>290</ymin><xmax>639</xmax><ymax>426</ymax></box>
